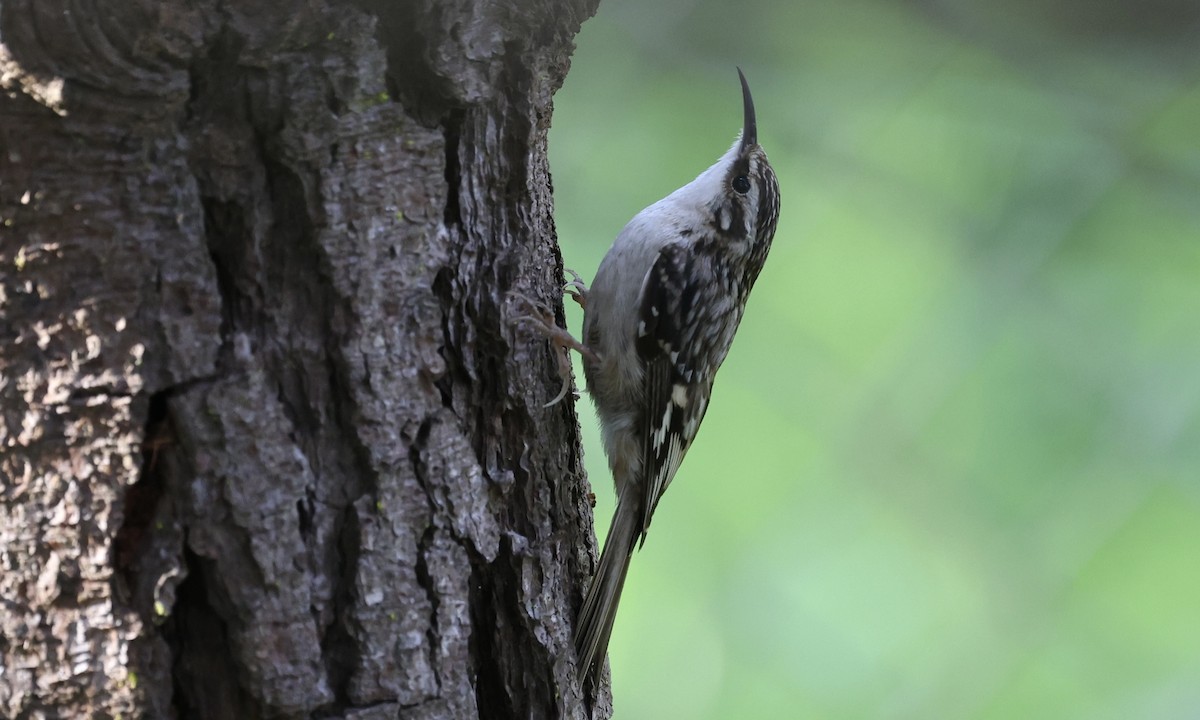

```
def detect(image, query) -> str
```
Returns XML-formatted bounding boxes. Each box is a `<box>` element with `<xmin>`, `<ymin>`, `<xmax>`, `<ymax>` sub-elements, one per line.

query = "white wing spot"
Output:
<box><xmin>684</xmin><ymin>395</ymin><xmax>707</xmax><ymax>440</ymax></box>
<box><xmin>671</xmin><ymin>383</ymin><xmax>688</xmax><ymax>408</ymax></box>
<box><xmin>653</xmin><ymin>404</ymin><xmax>672</xmax><ymax>450</ymax></box>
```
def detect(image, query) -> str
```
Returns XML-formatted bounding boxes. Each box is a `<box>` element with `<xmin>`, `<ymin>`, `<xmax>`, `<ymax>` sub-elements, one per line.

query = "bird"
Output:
<box><xmin>514</xmin><ymin>68</ymin><xmax>780</xmax><ymax>683</ymax></box>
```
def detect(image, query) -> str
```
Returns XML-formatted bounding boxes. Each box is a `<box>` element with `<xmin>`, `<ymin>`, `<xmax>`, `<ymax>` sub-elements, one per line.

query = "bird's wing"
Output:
<box><xmin>633</xmin><ymin>243</ymin><xmax>716</xmax><ymax>542</ymax></box>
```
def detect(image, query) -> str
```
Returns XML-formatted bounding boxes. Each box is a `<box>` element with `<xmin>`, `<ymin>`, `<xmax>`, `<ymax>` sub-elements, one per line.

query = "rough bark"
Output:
<box><xmin>0</xmin><ymin>1</ymin><xmax>604</xmax><ymax>717</ymax></box>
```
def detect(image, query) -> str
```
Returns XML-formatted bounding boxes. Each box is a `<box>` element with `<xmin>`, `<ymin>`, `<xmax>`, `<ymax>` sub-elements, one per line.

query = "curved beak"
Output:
<box><xmin>737</xmin><ymin>67</ymin><xmax>757</xmax><ymax>149</ymax></box>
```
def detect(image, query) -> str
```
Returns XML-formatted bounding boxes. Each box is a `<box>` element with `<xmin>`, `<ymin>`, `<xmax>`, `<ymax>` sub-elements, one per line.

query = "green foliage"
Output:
<box><xmin>549</xmin><ymin>1</ymin><xmax>1200</xmax><ymax>717</ymax></box>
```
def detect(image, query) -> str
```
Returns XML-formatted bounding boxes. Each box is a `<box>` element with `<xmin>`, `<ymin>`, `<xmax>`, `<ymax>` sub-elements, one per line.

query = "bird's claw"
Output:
<box><xmin>507</xmin><ymin>292</ymin><xmax>557</xmax><ymax>332</ymax></box>
<box><xmin>564</xmin><ymin>267</ymin><xmax>589</xmax><ymax>309</ymax></box>
<box><xmin>507</xmin><ymin>292</ymin><xmax>591</xmax><ymax>407</ymax></box>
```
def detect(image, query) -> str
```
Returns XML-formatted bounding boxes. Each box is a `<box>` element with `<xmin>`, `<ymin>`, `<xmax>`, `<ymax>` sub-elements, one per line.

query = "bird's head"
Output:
<box><xmin>665</xmin><ymin>69</ymin><xmax>780</xmax><ymax>284</ymax></box>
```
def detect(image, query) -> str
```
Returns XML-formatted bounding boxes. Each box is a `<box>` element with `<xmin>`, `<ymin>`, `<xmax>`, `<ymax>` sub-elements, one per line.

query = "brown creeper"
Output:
<box><xmin>522</xmin><ymin>69</ymin><xmax>780</xmax><ymax>682</ymax></box>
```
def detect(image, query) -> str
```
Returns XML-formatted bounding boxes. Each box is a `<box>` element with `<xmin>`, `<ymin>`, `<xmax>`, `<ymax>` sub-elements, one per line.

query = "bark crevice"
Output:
<box><xmin>166</xmin><ymin>548</ymin><xmax>263</xmax><ymax>719</ymax></box>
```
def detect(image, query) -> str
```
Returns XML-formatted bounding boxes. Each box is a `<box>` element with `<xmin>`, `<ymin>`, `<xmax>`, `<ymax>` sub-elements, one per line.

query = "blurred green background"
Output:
<box><xmin>547</xmin><ymin>0</ymin><xmax>1200</xmax><ymax>717</ymax></box>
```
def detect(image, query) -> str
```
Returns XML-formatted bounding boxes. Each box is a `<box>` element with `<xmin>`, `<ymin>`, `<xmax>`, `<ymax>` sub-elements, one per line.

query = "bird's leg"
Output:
<box><xmin>509</xmin><ymin>293</ymin><xmax>597</xmax><ymax>362</ymax></box>
<box><xmin>508</xmin><ymin>292</ymin><xmax>600</xmax><ymax>407</ymax></box>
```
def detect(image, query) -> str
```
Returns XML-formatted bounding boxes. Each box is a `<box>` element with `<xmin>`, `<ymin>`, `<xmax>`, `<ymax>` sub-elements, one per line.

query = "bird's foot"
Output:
<box><xmin>508</xmin><ymin>292</ymin><xmax>599</xmax><ymax>407</ymax></box>
<box><xmin>564</xmin><ymin>267</ymin><xmax>589</xmax><ymax>310</ymax></box>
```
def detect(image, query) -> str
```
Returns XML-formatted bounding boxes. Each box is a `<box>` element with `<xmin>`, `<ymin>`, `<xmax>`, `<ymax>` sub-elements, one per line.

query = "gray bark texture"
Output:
<box><xmin>0</xmin><ymin>0</ymin><xmax>606</xmax><ymax>717</ymax></box>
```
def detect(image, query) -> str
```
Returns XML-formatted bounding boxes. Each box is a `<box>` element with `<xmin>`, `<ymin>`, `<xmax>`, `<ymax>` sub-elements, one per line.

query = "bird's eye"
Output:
<box><xmin>732</xmin><ymin>175</ymin><xmax>751</xmax><ymax>194</ymax></box>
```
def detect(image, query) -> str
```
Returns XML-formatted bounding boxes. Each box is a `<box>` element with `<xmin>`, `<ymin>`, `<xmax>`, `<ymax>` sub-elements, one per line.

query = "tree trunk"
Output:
<box><xmin>0</xmin><ymin>1</ymin><xmax>604</xmax><ymax>717</ymax></box>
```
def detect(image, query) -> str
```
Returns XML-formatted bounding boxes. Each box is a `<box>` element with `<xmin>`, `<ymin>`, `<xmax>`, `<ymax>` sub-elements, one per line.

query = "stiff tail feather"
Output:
<box><xmin>573</xmin><ymin>495</ymin><xmax>641</xmax><ymax>682</ymax></box>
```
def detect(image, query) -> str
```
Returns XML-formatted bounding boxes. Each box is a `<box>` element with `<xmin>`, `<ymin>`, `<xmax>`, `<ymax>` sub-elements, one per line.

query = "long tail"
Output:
<box><xmin>573</xmin><ymin>493</ymin><xmax>641</xmax><ymax>682</ymax></box>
